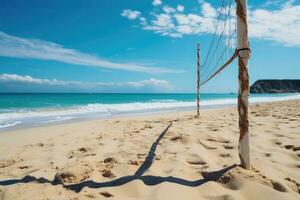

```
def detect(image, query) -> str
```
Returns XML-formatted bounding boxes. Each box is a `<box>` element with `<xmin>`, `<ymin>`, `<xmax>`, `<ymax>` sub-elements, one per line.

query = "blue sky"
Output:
<box><xmin>0</xmin><ymin>0</ymin><xmax>299</xmax><ymax>93</ymax></box>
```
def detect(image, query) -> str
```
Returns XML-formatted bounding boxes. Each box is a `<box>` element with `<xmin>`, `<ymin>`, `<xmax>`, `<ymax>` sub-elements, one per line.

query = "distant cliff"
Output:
<box><xmin>250</xmin><ymin>80</ymin><xmax>300</xmax><ymax>94</ymax></box>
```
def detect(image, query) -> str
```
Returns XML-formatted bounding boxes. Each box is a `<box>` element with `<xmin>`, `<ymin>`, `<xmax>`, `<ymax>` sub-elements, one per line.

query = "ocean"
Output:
<box><xmin>0</xmin><ymin>93</ymin><xmax>299</xmax><ymax>131</ymax></box>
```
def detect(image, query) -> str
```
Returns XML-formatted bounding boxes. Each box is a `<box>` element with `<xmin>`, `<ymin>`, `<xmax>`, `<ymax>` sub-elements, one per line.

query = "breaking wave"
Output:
<box><xmin>0</xmin><ymin>93</ymin><xmax>299</xmax><ymax>130</ymax></box>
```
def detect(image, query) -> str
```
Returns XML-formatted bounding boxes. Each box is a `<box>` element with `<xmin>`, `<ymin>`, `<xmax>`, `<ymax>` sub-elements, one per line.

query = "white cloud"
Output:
<box><xmin>153</xmin><ymin>0</ymin><xmax>162</xmax><ymax>6</ymax></box>
<box><xmin>122</xmin><ymin>1</ymin><xmax>229</xmax><ymax>38</ymax></box>
<box><xmin>126</xmin><ymin>78</ymin><xmax>170</xmax><ymax>88</ymax></box>
<box><xmin>201</xmin><ymin>2</ymin><xmax>217</xmax><ymax>18</ymax></box>
<box><xmin>122</xmin><ymin>0</ymin><xmax>300</xmax><ymax>47</ymax></box>
<box><xmin>263</xmin><ymin>0</ymin><xmax>281</xmax><ymax>7</ymax></box>
<box><xmin>0</xmin><ymin>74</ymin><xmax>172</xmax><ymax>90</ymax></box>
<box><xmin>0</xmin><ymin>31</ymin><xmax>183</xmax><ymax>73</ymax></box>
<box><xmin>139</xmin><ymin>17</ymin><xmax>147</xmax><ymax>25</ymax></box>
<box><xmin>0</xmin><ymin>73</ymin><xmax>67</xmax><ymax>86</ymax></box>
<box><xmin>283</xmin><ymin>0</ymin><xmax>296</xmax><ymax>8</ymax></box>
<box><xmin>143</xmin><ymin>13</ymin><xmax>181</xmax><ymax>38</ymax></box>
<box><xmin>163</xmin><ymin>6</ymin><xmax>176</xmax><ymax>14</ymax></box>
<box><xmin>152</xmin><ymin>14</ymin><xmax>173</xmax><ymax>27</ymax></box>
<box><xmin>177</xmin><ymin>5</ymin><xmax>184</xmax><ymax>12</ymax></box>
<box><xmin>174</xmin><ymin>14</ymin><xmax>190</xmax><ymax>25</ymax></box>
<box><xmin>262</xmin><ymin>0</ymin><xmax>295</xmax><ymax>8</ymax></box>
<box><xmin>249</xmin><ymin>3</ymin><xmax>300</xmax><ymax>47</ymax></box>
<box><xmin>121</xmin><ymin>9</ymin><xmax>141</xmax><ymax>20</ymax></box>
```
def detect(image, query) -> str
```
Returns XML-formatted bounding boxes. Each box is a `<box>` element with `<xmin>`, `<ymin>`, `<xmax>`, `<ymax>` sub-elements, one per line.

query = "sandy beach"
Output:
<box><xmin>0</xmin><ymin>100</ymin><xmax>299</xmax><ymax>200</ymax></box>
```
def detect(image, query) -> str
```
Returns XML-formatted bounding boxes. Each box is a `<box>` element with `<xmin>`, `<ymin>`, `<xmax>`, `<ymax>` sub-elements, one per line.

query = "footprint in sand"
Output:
<box><xmin>84</xmin><ymin>193</ymin><xmax>97</xmax><ymax>198</ymax></box>
<box><xmin>216</xmin><ymin>173</ymin><xmax>232</xmax><ymax>183</ymax></box>
<box><xmin>54</xmin><ymin>163</ymin><xmax>91</xmax><ymax>184</ymax></box>
<box><xmin>274</xmin><ymin>141</ymin><xmax>282</xmax><ymax>146</ymax></box>
<box><xmin>68</xmin><ymin>147</ymin><xmax>95</xmax><ymax>159</ymax></box>
<box><xmin>170</xmin><ymin>135</ymin><xmax>182</xmax><ymax>141</ymax></box>
<box><xmin>252</xmin><ymin>165</ymin><xmax>290</xmax><ymax>192</ymax></box>
<box><xmin>223</xmin><ymin>145</ymin><xmax>234</xmax><ymax>150</ymax></box>
<box><xmin>271</xmin><ymin>181</ymin><xmax>288</xmax><ymax>192</ymax></box>
<box><xmin>265</xmin><ymin>153</ymin><xmax>272</xmax><ymax>157</ymax></box>
<box><xmin>203</xmin><ymin>171</ymin><xmax>236</xmax><ymax>187</ymax></box>
<box><xmin>285</xmin><ymin>177</ymin><xmax>300</xmax><ymax>194</ymax></box>
<box><xmin>103</xmin><ymin>157</ymin><xmax>118</xmax><ymax>169</ymax></box>
<box><xmin>96</xmin><ymin>135</ymin><xmax>103</xmax><ymax>140</ymax></box>
<box><xmin>292</xmin><ymin>146</ymin><xmax>300</xmax><ymax>151</ymax></box>
<box><xmin>284</xmin><ymin>145</ymin><xmax>294</xmax><ymax>150</ymax></box>
<box><xmin>209</xmin><ymin>127</ymin><xmax>219</xmax><ymax>132</ymax></box>
<box><xmin>128</xmin><ymin>160</ymin><xmax>139</xmax><ymax>166</ymax></box>
<box><xmin>0</xmin><ymin>157</ymin><xmax>24</xmax><ymax>169</ymax></box>
<box><xmin>207</xmin><ymin>138</ymin><xmax>218</xmax><ymax>142</ymax></box>
<box><xmin>198</xmin><ymin>140</ymin><xmax>217</xmax><ymax>150</ymax></box>
<box><xmin>187</xmin><ymin>160</ymin><xmax>207</xmax><ymax>165</ymax></box>
<box><xmin>144</xmin><ymin>124</ymin><xmax>153</xmax><ymax>129</ymax></box>
<box><xmin>186</xmin><ymin>154</ymin><xmax>207</xmax><ymax>165</ymax></box>
<box><xmin>169</xmin><ymin>135</ymin><xmax>189</xmax><ymax>144</ymax></box>
<box><xmin>95</xmin><ymin>157</ymin><xmax>118</xmax><ymax>174</ymax></box>
<box><xmin>101</xmin><ymin>169</ymin><xmax>115</xmax><ymax>178</ymax></box>
<box><xmin>0</xmin><ymin>159</ymin><xmax>16</xmax><ymax>168</ymax></box>
<box><xmin>18</xmin><ymin>165</ymin><xmax>30</xmax><ymax>169</ymax></box>
<box><xmin>100</xmin><ymin>191</ymin><xmax>113</xmax><ymax>197</ymax></box>
<box><xmin>219</xmin><ymin>153</ymin><xmax>231</xmax><ymax>158</ymax></box>
<box><xmin>137</xmin><ymin>153</ymin><xmax>146</xmax><ymax>159</ymax></box>
<box><xmin>207</xmin><ymin>138</ymin><xmax>230</xmax><ymax>144</ymax></box>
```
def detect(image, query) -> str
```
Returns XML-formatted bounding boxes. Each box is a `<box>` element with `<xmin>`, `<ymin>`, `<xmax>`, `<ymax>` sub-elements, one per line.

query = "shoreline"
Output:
<box><xmin>0</xmin><ymin>94</ymin><xmax>299</xmax><ymax>134</ymax></box>
<box><xmin>0</xmin><ymin>103</ymin><xmax>233</xmax><ymax>133</ymax></box>
<box><xmin>0</xmin><ymin>94</ymin><xmax>300</xmax><ymax>133</ymax></box>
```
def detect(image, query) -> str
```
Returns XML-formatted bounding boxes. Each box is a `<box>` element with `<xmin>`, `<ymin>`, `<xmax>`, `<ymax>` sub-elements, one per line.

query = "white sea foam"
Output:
<box><xmin>41</xmin><ymin>116</ymin><xmax>76</xmax><ymax>123</ymax></box>
<box><xmin>0</xmin><ymin>94</ymin><xmax>299</xmax><ymax>129</ymax></box>
<box><xmin>0</xmin><ymin>121</ymin><xmax>22</xmax><ymax>128</ymax></box>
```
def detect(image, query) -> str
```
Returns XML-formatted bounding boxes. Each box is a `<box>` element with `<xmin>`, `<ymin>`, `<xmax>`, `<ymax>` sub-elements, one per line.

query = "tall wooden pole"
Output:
<box><xmin>197</xmin><ymin>44</ymin><xmax>200</xmax><ymax>116</ymax></box>
<box><xmin>236</xmin><ymin>0</ymin><xmax>251</xmax><ymax>170</ymax></box>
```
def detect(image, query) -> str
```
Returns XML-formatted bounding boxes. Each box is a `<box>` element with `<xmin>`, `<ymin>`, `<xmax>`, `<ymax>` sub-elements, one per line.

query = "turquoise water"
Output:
<box><xmin>0</xmin><ymin>93</ymin><xmax>299</xmax><ymax>130</ymax></box>
<box><xmin>0</xmin><ymin>93</ymin><xmax>236</xmax><ymax>109</ymax></box>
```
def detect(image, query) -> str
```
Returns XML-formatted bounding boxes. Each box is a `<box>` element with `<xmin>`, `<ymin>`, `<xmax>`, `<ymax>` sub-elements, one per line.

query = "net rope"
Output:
<box><xmin>200</xmin><ymin>0</ymin><xmax>237</xmax><ymax>86</ymax></box>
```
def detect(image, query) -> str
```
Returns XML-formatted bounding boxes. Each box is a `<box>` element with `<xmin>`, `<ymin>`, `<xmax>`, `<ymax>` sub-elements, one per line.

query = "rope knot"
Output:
<box><xmin>236</xmin><ymin>47</ymin><xmax>251</xmax><ymax>58</ymax></box>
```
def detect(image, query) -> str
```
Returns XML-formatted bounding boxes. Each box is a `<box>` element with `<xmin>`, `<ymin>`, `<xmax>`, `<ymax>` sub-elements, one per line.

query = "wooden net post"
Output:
<box><xmin>197</xmin><ymin>44</ymin><xmax>200</xmax><ymax>116</ymax></box>
<box><xmin>236</xmin><ymin>0</ymin><xmax>251</xmax><ymax>170</ymax></box>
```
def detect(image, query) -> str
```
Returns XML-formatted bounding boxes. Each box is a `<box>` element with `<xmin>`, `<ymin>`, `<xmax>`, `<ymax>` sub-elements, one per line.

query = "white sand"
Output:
<box><xmin>0</xmin><ymin>100</ymin><xmax>299</xmax><ymax>200</ymax></box>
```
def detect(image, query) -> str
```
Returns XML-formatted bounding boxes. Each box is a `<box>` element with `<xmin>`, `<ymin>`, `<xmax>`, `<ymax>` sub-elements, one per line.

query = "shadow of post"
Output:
<box><xmin>134</xmin><ymin>121</ymin><xmax>172</xmax><ymax>176</ymax></box>
<box><xmin>0</xmin><ymin>121</ymin><xmax>238</xmax><ymax>193</ymax></box>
